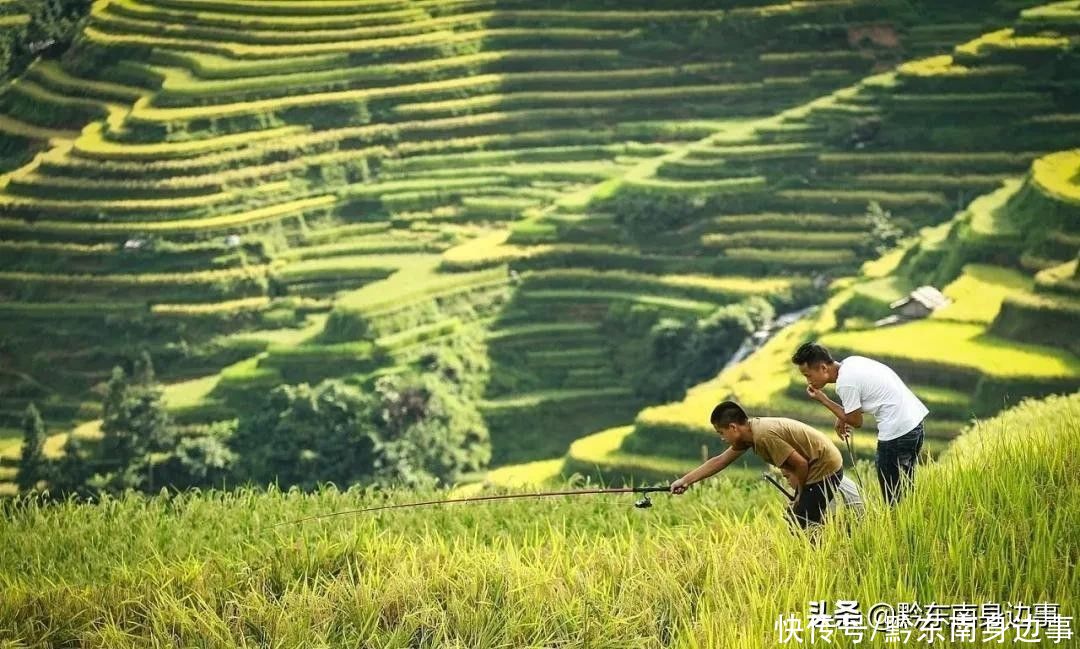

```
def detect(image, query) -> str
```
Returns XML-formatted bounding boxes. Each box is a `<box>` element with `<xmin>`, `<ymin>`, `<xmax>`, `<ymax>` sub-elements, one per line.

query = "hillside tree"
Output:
<box><xmin>15</xmin><ymin>402</ymin><xmax>46</xmax><ymax>493</ymax></box>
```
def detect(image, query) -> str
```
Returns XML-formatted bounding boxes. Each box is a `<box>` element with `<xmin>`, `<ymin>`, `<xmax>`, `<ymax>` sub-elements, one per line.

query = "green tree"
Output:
<box><xmin>25</xmin><ymin>0</ymin><xmax>88</xmax><ymax>44</ymax></box>
<box><xmin>133</xmin><ymin>349</ymin><xmax>155</xmax><ymax>386</ymax></box>
<box><xmin>230</xmin><ymin>372</ymin><xmax>491</xmax><ymax>490</ymax></box>
<box><xmin>862</xmin><ymin>200</ymin><xmax>903</xmax><ymax>257</ymax></box>
<box><xmin>170</xmin><ymin>436</ymin><xmax>236</xmax><ymax>488</ymax></box>
<box><xmin>230</xmin><ymin>381</ymin><xmax>378</xmax><ymax>490</ymax></box>
<box><xmin>15</xmin><ymin>403</ymin><xmax>46</xmax><ymax>493</ymax></box>
<box><xmin>370</xmin><ymin>373</ymin><xmax>490</xmax><ymax>488</ymax></box>
<box><xmin>94</xmin><ymin>359</ymin><xmax>172</xmax><ymax>493</ymax></box>
<box><xmin>52</xmin><ymin>433</ymin><xmax>91</xmax><ymax>498</ymax></box>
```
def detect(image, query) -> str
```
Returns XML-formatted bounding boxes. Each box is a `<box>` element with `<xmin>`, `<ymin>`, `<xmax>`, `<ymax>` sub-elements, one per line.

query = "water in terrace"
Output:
<box><xmin>721</xmin><ymin>304</ymin><xmax>816</xmax><ymax>373</ymax></box>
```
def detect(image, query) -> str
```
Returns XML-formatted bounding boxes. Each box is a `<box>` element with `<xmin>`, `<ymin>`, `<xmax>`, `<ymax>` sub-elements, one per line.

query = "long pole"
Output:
<box><xmin>844</xmin><ymin>435</ymin><xmax>868</xmax><ymax>496</ymax></box>
<box><xmin>762</xmin><ymin>473</ymin><xmax>796</xmax><ymax>502</ymax></box>
<box><xmin>269</xmin><ymin>485</ymin><xmax>671</xmax><ymax>528</ymax></box>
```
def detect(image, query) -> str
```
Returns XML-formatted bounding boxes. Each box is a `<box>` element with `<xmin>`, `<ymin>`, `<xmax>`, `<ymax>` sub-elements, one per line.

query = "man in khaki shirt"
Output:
<box><xmin>670</xmin><ymin>400</ymin><xmax>857</xmax><ymax>529</ymax></box>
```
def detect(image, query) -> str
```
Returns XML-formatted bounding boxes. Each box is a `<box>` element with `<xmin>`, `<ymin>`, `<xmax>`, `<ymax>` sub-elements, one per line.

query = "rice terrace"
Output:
<box><xmin>0</xmin><ymin>0</ymin><xmax>1078</xmax><ymax>646</ymax></box>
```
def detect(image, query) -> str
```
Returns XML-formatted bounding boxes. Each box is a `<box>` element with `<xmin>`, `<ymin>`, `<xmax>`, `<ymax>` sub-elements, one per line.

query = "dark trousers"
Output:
<box><xmin>876</xmin><ymin>422</ymin><xmax>925</xmax><ymax>506</ymax></box>
<box><xmin>788</xmin><ymin>469</ymin><xmax>844</xmax><ymax>529</ymax></box>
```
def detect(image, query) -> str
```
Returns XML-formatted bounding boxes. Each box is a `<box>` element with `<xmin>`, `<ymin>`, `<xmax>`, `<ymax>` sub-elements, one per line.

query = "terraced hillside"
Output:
<box><xmin>0</xmin><ymin>0</ymin><xmax>1075</xmax><ymax>493</ymax></box>
<box><xmin>0</xmin><ymin>0</ymin><xmax>900</xmax><ymax>444</ymax></box>
<box><xmin>514</xmin><ymin>144</ymin><xmax>1080</xmax><ymax>492</ymax></box>
<box><xmin>462</xmin><ymin>2</ymin><xmax>1080</xmax><ymax>486</ymax></box>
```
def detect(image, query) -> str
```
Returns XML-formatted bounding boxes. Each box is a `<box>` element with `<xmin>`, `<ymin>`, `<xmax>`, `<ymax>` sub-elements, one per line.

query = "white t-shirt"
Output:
<box><xmin>836</xmin><ymin>356</ymin><xmax>929</xmax><ymax>441</ymax></box>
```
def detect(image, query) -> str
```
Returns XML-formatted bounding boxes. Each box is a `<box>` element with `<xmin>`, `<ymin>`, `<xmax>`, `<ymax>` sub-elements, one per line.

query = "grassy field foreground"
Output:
<box><xmin>0</xmin><ymin>392</ymin><xmax>1078</xmax><ymax>648</ymax></box>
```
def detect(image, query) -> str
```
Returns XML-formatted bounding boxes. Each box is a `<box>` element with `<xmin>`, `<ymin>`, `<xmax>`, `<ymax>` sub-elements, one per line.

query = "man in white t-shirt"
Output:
<box><xmin>791</xmin><ymin>342</ymin><xmax>929</xmax><ymax>506</ymax></box>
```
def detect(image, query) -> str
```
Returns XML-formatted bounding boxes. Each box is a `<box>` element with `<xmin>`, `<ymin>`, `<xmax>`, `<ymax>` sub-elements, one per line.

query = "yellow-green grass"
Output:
<box><xmin>94</xmin><ymin>4</ymin><xmax>491</xmax><ymax>44</ymax></box>
<box><xmin>849</xmin><ymin>275</ymin><xmax>910</xmax><ymax>304</ymax></box>
<box><xmin>860</xmin><ymin>242</ymin><xmax>911</xmax><ymax>279</ymax></box>
<box><xmin>333</xmin><ymin>259</ymin><xmax>506</xmax><ymax>317</ymax></box>
<box><xmin>128</xmin><ymin>72</ymin><xmax>732</xmax><ymax>124</ymax></box>
<box><xmin>383</xmin><ymin>142</ymin><xmax>661</xmax><ymax>173</ymax></box>
<box><xmin>0</xmin><ymin>437</ymin><xmax>21</xmax><ymax>460</ymax></box>
<box><xmin>172</xmin><ymin>56</ymin><xmax>734</xmax><ymax>105</ymax></box>
<box><xmin>440</xmin><ymin>230</ymin><xmax>543</xmax><ymax>269</ymax></box>
<box><xmin>0</xmin><ymin>265</ymin><xmax>267</xmax><ymax>288</ymax></box>
<box><xmin>228</xmin><ymin>312</ymin><xmax>329</xmax><ymax>347</ymax></box>
<box><xmin>150</xmin><ymin>48</ymin><xmax>351</xmax><ymax>80</ymax></box>
<box><xmin>932</xmin><ymin>264</ymin><xmax>1033</xmax><ymax>324</ymax></box>
<box><xmin>0</xmin><ymin>301</ymin><xmax>147</xmax><ymax>318</ymax></box>
<box><xmin>480</xmin><ymin>388</ymin><xmax>632</xmax><ymax>411</ymax></box>
<box><xmin>102</xmin><ymin>4</ymin><xmax>723</xmax><ymax>47</ymax></box>
<box><xmin>71</xmin><ymin>122</ymin><xmax>309</xmax><ymax>160</ymax></box>
<box><xmin>565</xmin><ymin>425</ymin><xmax>695</xmax><ymax>477</ymax></box>
<box><xmin>686</xmin><ymin>141</ymin><xmax>818</xmax><ymax>160</ymax></box>
<box><xmin>272</xmin><ymin>254</ymin><xmax>411</xmax><ymax>284</ymax></box>
<box><xmin>896</xmin><ymin>54</ymin><xmax>1025</xmax><ymax>80</ymax></box>
<box><xmin>821</xmin><ymin>320</ymin><xmax>1080</xmax><ymax>379</ymax></box>
<box><xmin>967</xmin><ymin>178</ymin><xmax>1023</xmax><ymax>237</ymax></box>
<box><xmin>0</xmin><ymin>188</ymin><xmax>238</xmax><ymax>213</ymax></box>
<box><xmin>519</xmin><ymin>289</ymin><xmax>715</xmax><ymax>317</ymax></box>
<box><xmin>842</xmin><ymin>173</ymin><xmax>1012</xmax><ymax>192</ymax></box>
<box><xmin>0</xmin><ymin>13</ymin><xmax>28</xmax><ymax>28</ymax></box>
<box><xmin>0</xmin><ymin>114</ymin><xmax>79</xmax><ymax>140</ymax></box>
<box><xmin>341</xmin><ymin>175</ymin><xmax>508</xmax><ymax>201</ymax></box>
<box><xmin>0</xmin><ymin>194</ymin><xmax>335</xmax><ymax>235</ymax></box>
<box><xmin>622</xmin><ymin>175</ymin><xmax>767</xmax><ymax>196</ymax></box>
<box><xmin>818</xmin><ymin>151</ymin><xmax>1038</xmax><ymax>173</ymax></box>
<box><xmin>0</xmin><ymin>416</ymin><xmax>104</xmax><ymax>462</ymax></box>
<box><xmin>155</xmin><ymin>48</ymin><xmax>621</xmax><ymax>98</ymax></box>
<box><xmin>954</xmin><ymin>28</ymin><xmax>1071</xmax><ymax>58</ymax></box>
<box><xmin>1021</xmin><ymin>0</ymin><xmax>1080</xmax><ymax>24</ymax></box>
<box><xmin>1</xmin><ymin>391</ymin><xmax>1076</xmax><ymax>645</ymax></box>
<box><xmin>55</xmin><ymin>115</ymin><xmax>630</xmax><ymax>176</ymax></box>
<box><xmin>150</xmin><ymin>296</ymin><xmax>271</xmax><ymax>317</ymax></box>
<box><xmin>1034</xmin><ymin>259</ymin><xmax>1080</xmax><ymax>293</ymax></box>
<box><xmin>164</xmin><ymin>374</ymin><xmax>221</xmax><ymax>413</ymax></box>
<box><xmin>108</xmin><ymin>0</ymin><xmax>426</xmax><ymax>29</ymax></box>
<box><xmin>474</xmin><ymin>458</ymin><xmax>564</xmax><ymax>488</ymax></box>
<box><xmin>703</xmin><ymin>230</ymin><xmax>865</xmax><ymax>249</ymax></box>
<box><xmin>1030</xmin><ymin>148</ymin><xmax>1080</xmax><ymax>205</ymax></box>
<box><xmin>772</xmin><ymin>188</ymin><xmax>949</xmax><ymax>211</ymax></box>
<box><xmin>86</xmin><ymin>24</ymin><xmax>631</xmax><ymax>67</ymax></box>
<box><xmin>393</xmin><ymin>83</ymin><xmax>769</xmax><ymax>119</ymax></box>
<box><xmin>382</xmin><ymin>161</ymin><xmax>620</xmax><ymax>184</ymax></box>
<box><xmin>720</xmin><ymin>247</ymin><xmax>857</xmax><ymax>268</ymax></box>
<box><xmin>0</xmin><ymin>239</ymin><xmax>115</xmax><ymax>254</ymax></box>
<box><xmin>528</xmin><ymin>270</ymin><xmax>801</xmax><ymax>299</ymax></box>
<box><xmin>375</xmin><ymin>318</ymin><xmax>463</xmax><ymax>353</ymax></box>
<box><xmin>3</xmin><ymin>79</ymin><xmax>114</xmax><ymax>115</ymax></box>
<box><xmin>28</xmin><ymin>60</ymin><xmax>145</xmax><ymax>103</ymax></box>
<box><xmin>123</xmin><ymin>0</ymin><xmax>409</xmax><ymax>12</ymax></box>
<box><xmin>28</xmin><ymin>146</ymin><xmax>387</xmax><ymax>192</ymax></box>
<box><xmin>274</xmin><ymin>236</ymin><xmax>440</xmax><ymax>262</ymax></box>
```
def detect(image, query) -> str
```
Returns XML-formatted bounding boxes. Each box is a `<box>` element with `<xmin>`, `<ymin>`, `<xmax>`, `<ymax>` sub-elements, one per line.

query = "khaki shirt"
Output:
<box><xmin>749</xmin><ymin>417</ymin><xmax>842</xmax><ymax>484</ymax></box>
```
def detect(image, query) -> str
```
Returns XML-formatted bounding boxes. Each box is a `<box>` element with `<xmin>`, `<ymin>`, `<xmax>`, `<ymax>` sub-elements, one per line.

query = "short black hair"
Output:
<box><xmin>710</xmin><ymin>400</ymin><xmax>748</xmax><ymax>429</ymax></box>
<box><xmin>792</xmin><ymin>342</ymin><xmax>834</xmax><ymax>366</ymax></box>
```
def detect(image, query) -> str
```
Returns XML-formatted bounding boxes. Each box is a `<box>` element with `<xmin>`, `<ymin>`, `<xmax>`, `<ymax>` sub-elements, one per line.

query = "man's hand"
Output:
<box><xmin>834</xmin><ymin>417</ymin><xmax>851</xmax><ymax>441</ymax></box>
<box><xmin>781</xmin><ymin>468</ymin><xmax>798</xmax><ymax>490</ymax></box>
<box><xmin>670</xmin><ymin>478</ymin><xmax>690</xmax><ymax>495</ymax></box>
<box><xmin>805</xmin><ymin>384</ymin><xmax>827</xmax><ymax>402</ymax></box>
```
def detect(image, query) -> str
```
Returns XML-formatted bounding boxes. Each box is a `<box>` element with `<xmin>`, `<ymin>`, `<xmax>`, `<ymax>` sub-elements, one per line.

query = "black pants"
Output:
<box><xmin>876</xmin><ymin>422</ymin><xmax>925</xmax><ymax>506</ymax></box>
<box><xmin>788</xmin><ymin>469</ymin><xmax>843</xmax><ymax>529</ymax></box>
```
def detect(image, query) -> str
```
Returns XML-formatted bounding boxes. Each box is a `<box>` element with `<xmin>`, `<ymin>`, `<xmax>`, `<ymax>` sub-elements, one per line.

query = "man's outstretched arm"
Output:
<box><xmin>670</xmin><ymin>446</ymin><xmax>747</xmax><ymax>494</ymax></box>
